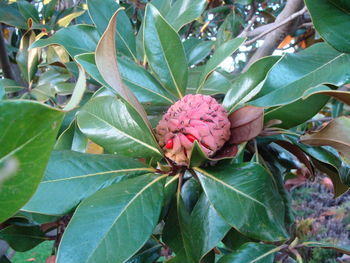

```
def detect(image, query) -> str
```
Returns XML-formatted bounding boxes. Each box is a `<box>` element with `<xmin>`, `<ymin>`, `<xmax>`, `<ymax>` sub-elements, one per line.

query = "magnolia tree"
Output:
<box><xmin>0</xmin><ymin>0</ymin><xmax>350</xmax><ymax>262</ymax></box>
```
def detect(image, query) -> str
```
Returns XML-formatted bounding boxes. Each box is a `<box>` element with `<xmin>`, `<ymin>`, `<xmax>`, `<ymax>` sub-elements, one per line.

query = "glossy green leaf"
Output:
<box><xmin>76</xmin><ymin>53</ymin><xmax>175</xmax><ymax>106</ymax></box>
<box><xmin>305</xmin><ymin>0</ymin><xmax>350</xmax><ymax>53</ymax></box>
<box><xmin>187</xmin><ymin>67</ymin><xmax>232</xmax><ymax>95</ymax></box>
<box><xmin>0</xmin><ymin>2</ymin><xmax>27</xmax><ymax>28</ymax></box>
<box><xmin>250</xmin><ymin>43</ymin><xmax>350</xmax><ymax>108</ymax></box>
<box><xmin>0</xmin><ymin>225</ymin><xmax>48</xmax><ymax>252</ymax></box>
<box><xmin>166</xmin><ymin>0</ymin><xmax>207</xmax><ymax>31</ymax></box>
<box><xmin>31</xmin><ymin>25</ymin><xmax>100</xmax><ymax>57</ymax></box>
<box><xmin>183</xmin><ymin>38</ymin><xmax>214</xmax><ymax>66</ymax></box>
<box><xmin>223</xmin><ymin>56</ymin><xmax>280</xmax><ymax>113</ymax></box>
<box><xmin>23</xmin><ymin>150</ymin><xmax>153</xmax><ymax>215</ymax></box>
<box><xmin>0</xmin><ymin>101</ymin><xmax>63</xmax><ymax>223</ymax></box>
<box><xmin>55</xmin><ymin>120</ymin><xmax>88</xmax><ymax>152</ymax></box>
<box><xmin>144</xmin><ymin>4</ymin><xmax>188</xmax><ymax>98</ymax></box>
<box><xmin>95</xmin><ymin>9</ymin><xmax>150</xmax><ymax>125</ymax></box>
<box><xmin>57</xmin><ymin>175</ymin><xmax>166</xmax><ymax>263</ymax></box>
<box><xmin>217</xmin><ymin>242</ymin><xmax>278</xmax><ymax>263</ymax></box>
<box><xmin>264</xmin><ymin>93</ymin><xmax>330</xmax><ymax>128</ymax></box>
<box><xmin>196</xmin><ymin>38</ymin><xmax>245</xmax><ymax>93</ymax></box>
<box><xmin>164</xmin><ymin>193</ymin><xmax>229</xmax><ymax>262</ymax></box>
<box><xmin>77</xmin><ymin>96</ymin><xmax>162</xmax><ymax>158</ymax></box>
<box><xmin>195</xmin><ymin>163</ymin><xmax>289</xmax><ymax>241</ymax></box>
<box><xmin>87</xmin><ymin>0</ymin><xmax>137</xmax><ymax>60</ymax></box>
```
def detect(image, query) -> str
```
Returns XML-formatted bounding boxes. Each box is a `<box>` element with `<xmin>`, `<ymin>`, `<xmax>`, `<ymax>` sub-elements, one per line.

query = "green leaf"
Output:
<box><xmin>0</xmin><ymin>2</ymin><xmax>27</xmax><ymax>28</ymax></box>
<box><xmin>55</xmin><ymin>120</ymin><xmax>88</xmax><ymax>152</ymax></box>
<box><xmin>216</xmin><ymin>12</ymin><xmax>242</xmax><ymax>47</ymax></box>
<box><xmin>166</xmin><ymin>0</ymin><xmax>207</xmax><ymax>31</ymax></box>
<box><xmin>250</xmin><ymin>43</ymin><xmax>350</xmax><ymax>108</ymax></box>
<box><xmin>77</xmin><ymin>96</ymin><xmax>162</xmax><ymax>158</ymax></box>
<box><xmin>305</xmin><ymin>0</ymin><xmax>350</xmax><ymax>53</ymax></box>
<box><xmin>95</xmin><ymin>9</ymin><xmax>151</xmax><ymax>126</ymax></box>
<box><xmin>0</xmin><ymin>225</ymin><xmax>48</xmax><ymax>252</ymax></box>
<box><xmin>195</xmin><ymin>163</ymin><xmax>289</xmax><ymax>241</ymax></box>
<box><xmin>164</xmin><ymin>193</ymin><xmax>229</xmax><ymax>262</ymax></box>
<box><xmin>0</xmin><ymin>79</ymin><xmax>24</xmax><ymax>94</ymax></box>
<box><xmin>285</xmin><ymin>135</ymin><xmax>349</xmax><ymax>196</ymax></box>
<box><xmin>76</xmin><ymin>53</ymin><xmax>174</xmax><ymax>106</ymax></box>
<box><xmin>0</xmin><ymin>101</ymin><xmax>63</xmax><ymax>223</ymax></box>
<box><xmin>144</xmin><ymin>3</ymin><xmax>188</xmax><ymax>98</ymax></box>
<box><xmin>183</xmin><ymin>38</ymin><xmax>214</xmax><ymax>66</ymax></box>
<box><xmin>196</xmin><ymin>37</ymin><xmax>245</xmax><ymax>93</ymax></box>
<box><xmin>223</xmin><ymin>56</ymin><xmax>280</xmax><ymax>113</ymax></box>
<box><xmin>217</xmin><ymin>242</ymin><xmax>279</xmax><ymax>263</ymax></box>
<box><xmin>17</xmin><ymin>1</ymin><xmax>40</xmax><ymax>23</ymax></box>
<box><xmin>126</xmin><ymin>240</ymin><xmax>161</xmax><ymax>263</ymax></box>
<box><xmin>31</xmin><ymin>25</ymin><xmax>100</xmax><ymax>57</ymax></box>
<box><xmin>57</xmin><ymin>174</ymin><xmax>166</xmax><ymax>263</ymax></box>
<box><xmin>264</xmin><ymin>93</ymin><xmax>330</xmax><ymax>129</ymax></box>
<box><xmin>300</xmin><ymin>116</ymin><xmax>350</xmax><ymax>164</ymax></box>
<box><xmin>23</xmin><ymin>150</ymin><xmax>153</xmax><ymax>215</ymax></box>
<box><xmin>87</xmin><ymin>0</ymin><xmax>137</xmax><ymax>59</ymax></box>
<box><xmin>43</xmin><ymin>0</ymin><xmax>58</xmax><ymax>20</ymax></box>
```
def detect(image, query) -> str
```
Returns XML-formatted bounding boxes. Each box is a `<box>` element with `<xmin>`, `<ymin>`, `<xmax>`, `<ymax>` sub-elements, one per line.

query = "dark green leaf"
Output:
<box><xmin>0</xmin><ymin>225</ymin><xmax>48</xmax><ymax>252</ymax></box>
<box><xmin>55</xmin><ymin>120</ymin><xmax>88</xmax><ymax>152</ymax></box>
<box><xmin>305</xmin><ymin>0</ymin><xmax>350</xmax><ymax>53</ymax></box>
<box><xmin>77</xmin><ymin>96</ymin><xmax>162</xmax><ymax>158</ymax></box>
<box><xmin>217</xmin><ymin>242</ymin><xmax>279</xmax><ymax>263</ymax></box>
<box><xmin>57</xmin><ymin>175</ymin><xmax>166</xmax><ymax>263</ymax></box>
<box><xmin>23</xmin><ymin>150</ymin><xmax>153</xmax><ymax>215</ymax></box>
<box><xmin>195</xmin><ymin>163</ymin><xmax>289</xmax><ymax>241</ymax></box>
<box><xmin>17</xmin><ymin>1</ymin><xmax>40</xmax><ymax>23</ymax></box>
<box><xmin>0</xmin><ymin>2</ymin><xmax>27</xmax><ymax>28</ymax></box>
<box><xmin>196</xmin><ymin>38</ymin><xmax>245</xmax><ymax>93</ymax></box>
<box><xmin>31</xmin><ymin>25</ymin><xmax>100</xmax><ymax>57</ymax></box>
<box><xmin>166</xmin><ymin>0</ymin><xmax>207</xmax><ymax>31</ymax></box>
<box><xmin>250</xmin><ymin>43</ymin><xmax>350</xmax><ymax>108</ymax></box>
<box><xmin>0</xmin><ymin>101</ymin><xmax>64</xmax><ymax>223</ymax></box>
<box><xmin>223</xmin><ymin>56</ymin><xmax>280</xmax><ymax>113</ymax></box>
<box><xmin>87</xmin><ymin>0</ymin><xmax>137</xmax><ymax>59</ymax></box>
<box><xmin>184</xmin><ymin>38</ymin><xmax>214</xmax><ymax>66</ymax></box>
<box><xmin>144</xmin><ymin>3</ymin><xmax>188</xmax><ymax>98</ymax></box>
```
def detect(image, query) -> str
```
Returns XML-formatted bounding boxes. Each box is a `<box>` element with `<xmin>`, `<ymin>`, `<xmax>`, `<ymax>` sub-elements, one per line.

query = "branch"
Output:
<box><xmin>243</xmin><ymin>0</ymin><xmax>305</xmax><ymax>71</ymax></box>
<box><xmin>0</xmin><ymin>24</ymin><xmax>15</xmax><ymax>80</ymax></box>
<box><xmin>244</xmin><ymin>6</ymin><xmax>307</xmax><ymax>46</ymax></box>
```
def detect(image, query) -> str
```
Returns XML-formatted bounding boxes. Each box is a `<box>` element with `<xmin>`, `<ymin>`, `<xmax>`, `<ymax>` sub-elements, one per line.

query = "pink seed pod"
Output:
<box><xmin>155</xmin><ymin>94</ymin><xmax>231</xmax><ymax>166</ymax></box>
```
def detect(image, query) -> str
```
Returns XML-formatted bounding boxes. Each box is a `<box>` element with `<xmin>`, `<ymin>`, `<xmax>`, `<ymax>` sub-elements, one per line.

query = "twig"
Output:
<box><xmin>244</xmin><ymin>6</ymin><xmax>307</xmax><ymax>46</ymax></box>
<box><xmin>238</xmin><ymin>15</ymin><xmax>258</xmax><ymax>38</ymax></box>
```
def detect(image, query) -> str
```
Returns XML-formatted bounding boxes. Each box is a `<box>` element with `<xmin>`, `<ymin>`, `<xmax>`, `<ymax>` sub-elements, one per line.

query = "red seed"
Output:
<box><xmin>165</xmin><ymin>139</ymin><xmax>173</xmax><ymax>149</ymax></box>
<box><xmin>185</xmin><ymin>134</ymin><xmax>197</xmax><ymax>143</ymax></box>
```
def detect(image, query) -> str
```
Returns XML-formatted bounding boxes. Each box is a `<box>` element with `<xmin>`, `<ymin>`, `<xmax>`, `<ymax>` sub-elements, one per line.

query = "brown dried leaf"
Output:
<box><xmin>228</xmin><ymin>105</ymin><xmax>264</xmax><ymax>144</ymax></box>
<box><xmin>300</xmin><ymin>116</ymin><xmax>350</xmax><ymax>164</ymax></box>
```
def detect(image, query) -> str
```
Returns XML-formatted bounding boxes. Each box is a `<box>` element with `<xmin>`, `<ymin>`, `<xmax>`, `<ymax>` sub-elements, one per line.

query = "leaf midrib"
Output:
<box><xmin>85</xmin><ymin>175</ymin><xmax>166</xmax><ymax>263</ymax></box>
